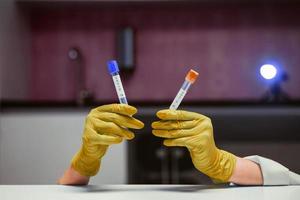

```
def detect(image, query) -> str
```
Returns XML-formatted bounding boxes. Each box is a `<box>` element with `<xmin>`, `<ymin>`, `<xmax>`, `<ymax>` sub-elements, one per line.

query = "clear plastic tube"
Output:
<box><xmin>107</xmin><ymin>60</ymin><xmax>128</xmax><ymax>104</ymax></box>
<box><xmin>169</xmin><ymin>69</ymin><xmax>199</xmax><ymax>110</ymax></box>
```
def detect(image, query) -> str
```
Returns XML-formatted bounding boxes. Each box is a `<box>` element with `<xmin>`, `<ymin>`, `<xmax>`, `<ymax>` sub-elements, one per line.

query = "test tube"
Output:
<box><xmin>107</xmin><ymin>60</ymin><xmax>128</xmax><ymax>104</ymax></box>
<box><xmin>169</xmin><ymin>69</ymin><xmax>199</xmax><ymax>110</ymax></box>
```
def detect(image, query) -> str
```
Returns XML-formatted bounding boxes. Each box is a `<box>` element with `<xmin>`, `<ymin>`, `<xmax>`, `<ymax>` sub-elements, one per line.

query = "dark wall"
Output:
<box><xmin>29</xmin><ymin>3</ymin><xmax>300</xmax><ymax>102</ymax></box>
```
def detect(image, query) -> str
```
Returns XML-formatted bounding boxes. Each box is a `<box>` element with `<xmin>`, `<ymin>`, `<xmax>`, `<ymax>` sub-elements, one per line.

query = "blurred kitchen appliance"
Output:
<box><xmin>260</xmin><ymin>64</ymin><xmax>290</xmax><ymax>102</ymax></box>
<box><xmin>117</xmin><ymin>27</ymin><xmax>135</xmax><ymax>71</ymax></box>
<box><xmin>68</xmin><ymin>47</ymin><xmax>93</xmax><ymax>106</ymax></box>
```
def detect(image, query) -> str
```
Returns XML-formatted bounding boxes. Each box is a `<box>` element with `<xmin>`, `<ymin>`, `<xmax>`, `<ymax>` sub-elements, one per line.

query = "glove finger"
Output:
<box><xmin>93</xmin><ymin>112</ymin><xmax>144</xmax><ymax>129</ymax></box>
<box><xmin>152</xmin><ymin>128</ymin><xmax>198</xmax><ymax>138</ymax></box>
<box><xmin>91</xmin><ymin>117</ymin><xmax>135</xmax><ymax>140</ymax></box>
<box><xmin>95</xmin><ymin>104</ymin><xmax>137</xmax><ymax>116</ymax></box>
<box><xmin>156</xmin><ymin>109</ymin><xmax>207</xmax><ymax>121</ymax></box>
<box><xmin>164</xmin><ymin>134</ymin><xmax>210</xmax><ymax>150</ymax></box>
<box><xmin>151</xmin><ymin>120</ymin><xmax>198</xmax><ymax>130</ymax></box>
<box><xmin>84</xmin><ymin>127</ymin><xmax>123</xmax><ymax>145</ymax></box>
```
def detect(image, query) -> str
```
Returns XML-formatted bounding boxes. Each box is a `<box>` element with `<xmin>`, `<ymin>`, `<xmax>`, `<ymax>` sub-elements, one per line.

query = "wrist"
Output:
<box><xmin>228</xmin><ymin>157</ymin><xmax>263</xmax><ymax>185</ymax></box>
<box><xmin>58</xmin><ymin>166</ymin><xmax>90</xmax><ymax>185</ymax></box>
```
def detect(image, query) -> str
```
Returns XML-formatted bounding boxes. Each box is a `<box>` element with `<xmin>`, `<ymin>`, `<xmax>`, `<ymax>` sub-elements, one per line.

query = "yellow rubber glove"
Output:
<box><xmin>152</xmin><ymin>109</ymin><xmax>236</xmax><ymax>183</ymax></box>
<box><xmin>71</xmin><ymin>104</ymin><xmax>144</xmax><ymax>177</ymax></box>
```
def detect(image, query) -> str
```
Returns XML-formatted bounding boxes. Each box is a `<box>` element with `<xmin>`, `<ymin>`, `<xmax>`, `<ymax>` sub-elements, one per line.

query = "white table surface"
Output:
<box><xmin>1</xmin><ymin>185</ymin><xmax>300</xmax><ymax>200</ymax></box>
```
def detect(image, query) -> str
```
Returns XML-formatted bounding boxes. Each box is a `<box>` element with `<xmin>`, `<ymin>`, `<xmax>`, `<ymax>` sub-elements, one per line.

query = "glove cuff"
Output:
<box><xmin>71</xmin><ymin>147</ymin><xmax>101</xmax><ymax>177</ymax></box>
<box><xmin>208</xmin><ymin>149</ymin><xmax>237</xmax><ymax>183</ymax></box>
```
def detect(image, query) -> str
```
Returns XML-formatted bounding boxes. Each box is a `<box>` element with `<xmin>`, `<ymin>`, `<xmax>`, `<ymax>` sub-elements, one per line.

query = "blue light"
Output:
<box><xmin>260</xmin><ymin>64</ymin><xmax>277</xmax><ymax>80</ymax></box>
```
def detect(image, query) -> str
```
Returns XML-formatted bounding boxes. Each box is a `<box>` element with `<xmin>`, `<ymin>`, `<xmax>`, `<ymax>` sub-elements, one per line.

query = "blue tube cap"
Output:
<box><xmin>107</xmin><ymin>60</ymin><xmax>119</xmax><ymax>75</ymax></box>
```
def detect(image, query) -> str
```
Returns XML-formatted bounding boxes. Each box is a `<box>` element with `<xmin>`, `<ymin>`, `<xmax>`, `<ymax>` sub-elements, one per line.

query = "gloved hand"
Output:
<box><xmin>152</xmin><ymin>109</ymin><xmax>236</xmax><ymax>182</ymax></box>
<box><xmin>71</xmin><ymin>104</ymin><xmax>144</xmax><ymax>177</ymax></box>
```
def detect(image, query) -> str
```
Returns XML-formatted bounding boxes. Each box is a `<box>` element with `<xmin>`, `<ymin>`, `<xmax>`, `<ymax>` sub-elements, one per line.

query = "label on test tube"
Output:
<box><xmin>170</xmin><ymin>81</ymin><xmax>191</xmax><ymax>110</ymax></box>
<box><xmin>169</xmin><ymin>69</ymin><xmax>199</xmax><ymax>110</ymax></box>
<box><xmin>112</xmin><ymin>74</ymin><xmax>128</xmax><ymax>104</ymax></box>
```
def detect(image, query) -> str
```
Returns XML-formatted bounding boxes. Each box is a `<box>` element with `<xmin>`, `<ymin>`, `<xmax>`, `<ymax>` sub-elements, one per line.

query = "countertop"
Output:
<box><xmin>1</xmin><ymin>185</ymin><xmax>300</xmax><ymax>200</ymax></box>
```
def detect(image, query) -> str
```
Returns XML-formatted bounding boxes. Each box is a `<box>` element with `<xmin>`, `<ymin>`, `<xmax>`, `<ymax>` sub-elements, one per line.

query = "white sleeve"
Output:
<box><xmin>245</xmin><ymin>155</ymin><xmax>300</xmax><ymax>185</ymax></box>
